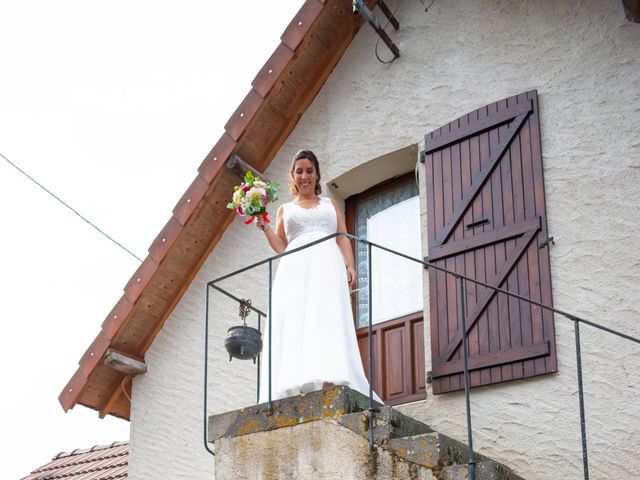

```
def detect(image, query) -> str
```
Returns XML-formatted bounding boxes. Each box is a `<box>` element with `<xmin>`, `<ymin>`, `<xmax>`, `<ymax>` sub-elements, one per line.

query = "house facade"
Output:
<box><xmin>60</xmin><ymin>1</ymin><xmax>640</xmax><ymax>479</ymax></box>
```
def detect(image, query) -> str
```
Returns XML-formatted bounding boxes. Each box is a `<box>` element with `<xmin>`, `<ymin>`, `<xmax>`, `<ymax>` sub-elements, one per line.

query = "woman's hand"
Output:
<box><xmin>256</xmin><ymin>216</ymin><xmax>269</xmax><ymax>232</ymax></box>
<box><xmin>346</xmin><ymin>264</ymin><xmax>357</xmax><ymax>290</ymax></box>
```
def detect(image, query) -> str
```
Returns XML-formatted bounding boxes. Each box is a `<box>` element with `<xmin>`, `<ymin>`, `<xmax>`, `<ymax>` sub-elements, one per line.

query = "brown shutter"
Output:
<box><xmin>423</xmin><ymin>90</ymin><xmax>557</xmax><ymax>394</ymax></box>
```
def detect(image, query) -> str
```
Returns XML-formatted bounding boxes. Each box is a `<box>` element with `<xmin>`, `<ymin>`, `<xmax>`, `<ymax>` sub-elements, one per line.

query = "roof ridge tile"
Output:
<box><xmin>52</xmin><ymin>441</ymin><xmax>129</xmax><ymax>460</ymax></box>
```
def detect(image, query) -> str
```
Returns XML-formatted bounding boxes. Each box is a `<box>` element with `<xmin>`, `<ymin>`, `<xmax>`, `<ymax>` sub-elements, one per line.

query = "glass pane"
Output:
<box><xmin>355</xmin><ymin>181</ymin><xmax>423</xmax><ymax>327</ymax></box>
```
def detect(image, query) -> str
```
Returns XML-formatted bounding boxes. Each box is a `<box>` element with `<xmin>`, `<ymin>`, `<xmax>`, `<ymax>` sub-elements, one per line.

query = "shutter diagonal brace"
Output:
<box><xmin>433</xmin><ymin>112</ymin><xmax>530</xmax><ymax>247</ymax></box>
<box><xmin>432</xmin><ymin>342</ymin><xmax>550</xmax><ymax>378</ymax></box>
<box><xmin>429</xmin><ymin>216</ymin><xmax>540</xmax><ymax>262</ymax></box>
<box><xmin>424</xmin><ymin>100</ymin><xmax>533</xmax><ymax>154</ymax></box>
<box><xmin>440</xmin><ymin>227</ymin><xmax>540</xmax><ymax>362</ymax></box>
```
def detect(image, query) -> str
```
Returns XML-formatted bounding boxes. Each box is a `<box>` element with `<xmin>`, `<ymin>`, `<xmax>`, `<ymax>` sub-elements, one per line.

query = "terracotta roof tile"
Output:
<box><xmin>78</xmin><ymin>332</ymin><xmax>111</xmax><ymax>377</ymax></box>
<box><xmin>198</xmin><ymin>132</ymin><xmax>237</xmax><ymax>184</ymax></box>
<box><xmin>123</xmin><ymin>257</ymin><xmax>159</xmax><ymax>304</ymax></box>
<box><xmin>59</xmin><ymin>369</ymin><xmax>89</xmax><ymax>412</ymax></box>
<box><xmin>100</xmin><ymin>296</ymin><xmax>134</xmax><ymax>341</ymax></box>
<box><xmin>281</xmin><ymin>0</ymin><xmax>325</xmax><ymax>51</ymax></box>
<box><xmin>223</xmin><ymin>88</ymin><xmax>264</xmax><ymax>141</ymax></box>
<box><xmin>147</xmin><ymin>216</ymin><xmax>183</xmax><ymax>264</ymax></box>
<box><xmin>21</xmin><ymin>441</ymin><xmax>128</xmax><ymax>480</ymax></box>
<box><xmin>251</xmin><ymin>43</ymin><xmax>295</xmax><ymax>98</ymax></box>
<box><xmin>171</xmin><ymin>174</ymin><xmax>210</xmax><ymax>226</ymax></box>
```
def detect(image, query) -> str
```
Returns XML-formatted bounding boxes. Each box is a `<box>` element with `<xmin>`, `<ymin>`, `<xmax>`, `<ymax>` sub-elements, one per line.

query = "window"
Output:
<box><xmin>354</xmin><ymin>180</ymin><xmax>423</xmax><ymax>326</ymax></box>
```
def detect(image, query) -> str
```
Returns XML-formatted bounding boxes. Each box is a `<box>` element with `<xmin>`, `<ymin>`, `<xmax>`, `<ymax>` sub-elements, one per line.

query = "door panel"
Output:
<box><xmin>355</xmin><ymin>312</ymin><xmax>425</xmax><ymax>405</ymax></box>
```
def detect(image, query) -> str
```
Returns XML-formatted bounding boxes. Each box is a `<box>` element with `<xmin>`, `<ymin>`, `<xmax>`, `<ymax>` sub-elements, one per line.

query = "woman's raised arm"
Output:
<box><xmin>257</xmin><ymin>205</ymin><xmax>287</xmax><ymax>254</ymax></box>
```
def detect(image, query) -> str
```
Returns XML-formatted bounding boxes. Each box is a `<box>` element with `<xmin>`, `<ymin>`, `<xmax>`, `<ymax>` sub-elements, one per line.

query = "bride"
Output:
<box><xmin>256</xmin><ymin>150</ymin><xmax>382</xmax><ymax>404</ymax></box>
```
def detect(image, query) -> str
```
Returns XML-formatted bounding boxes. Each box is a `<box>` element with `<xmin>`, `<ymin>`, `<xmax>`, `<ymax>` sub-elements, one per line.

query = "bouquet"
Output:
<box><xmin>227</xmin><ymin>171</ymin><xmax>278</xmax><ymax>225</ymax></box>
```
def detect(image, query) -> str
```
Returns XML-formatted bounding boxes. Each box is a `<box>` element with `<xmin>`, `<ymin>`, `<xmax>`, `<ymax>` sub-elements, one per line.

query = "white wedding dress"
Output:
<box><xmin>259</xmin><ymin>197</ymin><xmax>382</xmax><ymax>404</ymax></box>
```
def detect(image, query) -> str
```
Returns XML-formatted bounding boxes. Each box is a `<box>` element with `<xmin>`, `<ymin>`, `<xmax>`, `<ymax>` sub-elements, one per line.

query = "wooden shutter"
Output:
<box><xmin>423</xmin><ymin>90</ymin><xmax>557</xmax><ymax>394</ymax></box>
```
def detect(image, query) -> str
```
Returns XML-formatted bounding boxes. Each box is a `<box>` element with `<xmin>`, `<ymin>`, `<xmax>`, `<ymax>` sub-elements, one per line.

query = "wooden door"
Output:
<box><xmin>423</xmin><ymin>90</ymin><xmax>557</xmax><ymax>394</ymax></box>
<box><xmin>346</xmin><ymin>174</ymin><xmax>426</xmax><ymax>405</ymax></box>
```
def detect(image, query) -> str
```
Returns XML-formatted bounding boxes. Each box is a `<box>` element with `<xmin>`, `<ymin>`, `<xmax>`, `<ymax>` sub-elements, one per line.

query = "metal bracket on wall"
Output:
<box><xmin>352</xmin><ymin>0</ymin><xmax>400</xmax><ymax>58</ymax></box>
<box><xmin>226</xmin><ymin>153</ymin><xmax>272</xmax><ymax>183</ymax></box>
<box><xmin>376</xmin><ymin>0</ymin><xmax>400</xmax><ymax>30</ymax></box>
<box><xmin>539</xmin><ymin>236</ymin><xmax>555</xmax><ymax>249</ymax></box>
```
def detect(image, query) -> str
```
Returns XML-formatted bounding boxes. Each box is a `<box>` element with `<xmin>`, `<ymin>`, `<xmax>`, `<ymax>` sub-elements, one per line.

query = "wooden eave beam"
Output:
<box><xmin>99</xmin><ymin>375</ymin><xmax>130</xmax><ymax>419</ymax></box>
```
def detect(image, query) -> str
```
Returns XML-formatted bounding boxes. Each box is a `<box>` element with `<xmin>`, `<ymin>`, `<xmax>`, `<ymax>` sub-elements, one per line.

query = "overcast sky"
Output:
<box><xmin>0</xmin><ymin>1</ymin><xmax>305</xmax><ymax>477</ymax></box>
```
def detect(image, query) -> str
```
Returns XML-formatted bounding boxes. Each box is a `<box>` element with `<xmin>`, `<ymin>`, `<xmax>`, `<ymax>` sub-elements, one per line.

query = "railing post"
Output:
<box><xmin>268</xmin><ymin>259</ymin><xmax>273</xmax><ymax>411</ymax></box>
<box><xmin>574</xmin><ymin>318</ymin><xmax>590</xmax><ymax>480</ymax></box>
<box><xmin>459</xmin><ymin>276</ymin><xmax>475</xmax><ymax>479</ymax></box>
<box><xmin>203</xmin><ymin>283</ymin><xmax>214</xmax><ymax>455</ymax></box>
<box><xmin>368</xmin><ymin>242</ymin><xmax>374</xmax><ymax>450</ymax></box>
<box><xmin>256</xmin><ymin>313</ymin><xmax>261</xmax><ymax>405</ymax></box>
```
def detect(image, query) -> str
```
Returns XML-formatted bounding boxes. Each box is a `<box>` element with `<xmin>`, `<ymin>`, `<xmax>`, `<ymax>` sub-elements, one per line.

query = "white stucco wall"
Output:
<box><xmin>128</xmin><ymin>1</ymin><xmax>640</xmax><ymax>479</ymax></box>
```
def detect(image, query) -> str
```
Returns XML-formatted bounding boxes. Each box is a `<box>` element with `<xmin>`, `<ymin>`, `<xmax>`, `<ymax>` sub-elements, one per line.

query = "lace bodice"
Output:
<box><xmin>283</xmin><ymin>197</ymin><xmax>337</xmax><ymax>244</ymax></box>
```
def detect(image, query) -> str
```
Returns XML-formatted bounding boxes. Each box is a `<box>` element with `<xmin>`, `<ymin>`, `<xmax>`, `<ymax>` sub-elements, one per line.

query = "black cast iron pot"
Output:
<box><xmin>224</xmin><ymin>325</ymin><xmax>263</xmax><ymax>362</ymax></box>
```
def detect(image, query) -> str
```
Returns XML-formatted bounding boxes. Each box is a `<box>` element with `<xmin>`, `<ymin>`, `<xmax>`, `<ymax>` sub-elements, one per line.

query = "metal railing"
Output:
<box><xmin>204</xmin><ymin>232</ymin><xmax>640</xmax><ymax>480</ymax></box>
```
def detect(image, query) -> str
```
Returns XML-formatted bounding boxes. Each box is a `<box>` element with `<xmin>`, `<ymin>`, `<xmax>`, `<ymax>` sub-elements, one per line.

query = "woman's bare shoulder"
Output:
<box><xmin>279</xmin><ymin>201</ymin><xmax>295</xmax><ymax>210</ymax></box>
<box><xmin>276</xmin><ymin>202</ymin><xmax>293</xmax><ymax>216</ymax></box>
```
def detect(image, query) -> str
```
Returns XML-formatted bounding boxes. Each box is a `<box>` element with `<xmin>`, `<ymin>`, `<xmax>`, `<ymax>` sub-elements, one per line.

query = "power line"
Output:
<box><xmin>0</xmin><ymin>151</ymin><xmax>143</xmax><ymax>262</ymax></box>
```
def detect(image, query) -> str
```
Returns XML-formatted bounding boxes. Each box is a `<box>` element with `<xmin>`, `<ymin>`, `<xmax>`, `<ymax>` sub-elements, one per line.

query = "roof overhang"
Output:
<box><xmin>59</xmin><ymin>0</ymin><xmax>372</xmax><ymax>420</ymax></box>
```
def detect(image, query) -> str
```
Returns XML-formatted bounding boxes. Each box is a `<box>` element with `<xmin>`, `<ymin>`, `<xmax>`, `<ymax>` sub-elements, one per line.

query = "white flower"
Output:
<box><xmin>247</xmin><ymin>187</ymin><xmax>266</xmax><ymax>201</ymax></box>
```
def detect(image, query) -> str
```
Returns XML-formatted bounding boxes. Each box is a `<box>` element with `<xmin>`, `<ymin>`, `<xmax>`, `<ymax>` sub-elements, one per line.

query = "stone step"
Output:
<box><xmin>438</xmin><ymin>460</ymin><xmax>526</xmax><ymax>480</ymax></box>
<box><xmin>208</xmin><ymin>385</ymin><xmax>376</xmax><ymax>443</ymax></box>
<box><xmin>385</xmin><ymin>432</ymin><xmax>477</xmax><ymax>469</ymax></box>
<box><xmin>385</xmin><ymin>433</ymin><xmax>525</xmax><ymax>479</ymax></box>
<box><xmin>338</xmin><ymin>405</ymin><xmax>434</xmax><ymax>444</ymax></box>
<box><xmin>335</xmin><ymin>403</ymin><xmax>525</xmax><ymax>479</ymax></box>
<box><xmin>207</xmin><ymin>386</ymin><xmax>527</xmax><ymax>479</ymax></box>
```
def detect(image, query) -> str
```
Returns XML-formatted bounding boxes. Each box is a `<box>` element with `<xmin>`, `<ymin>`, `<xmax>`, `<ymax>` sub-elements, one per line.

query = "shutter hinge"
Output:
<box><xmin>423</xmin><ymin>256</ymin><xmax>429</xmax><ymax>269</ymax></box>
<box><xmin>426</xmin><ymin>370</ymin><xmax>433</xmax><ymax>384</ymax></box>
<box><xmin>539</xmin><ymin>236</ymin><xmax>555</xmax><ymax>249</ymax></box>
<box><xmin>419</xmin><ymin>150</ymin><xmax>426</xmax><ymax>163</ymax></box>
